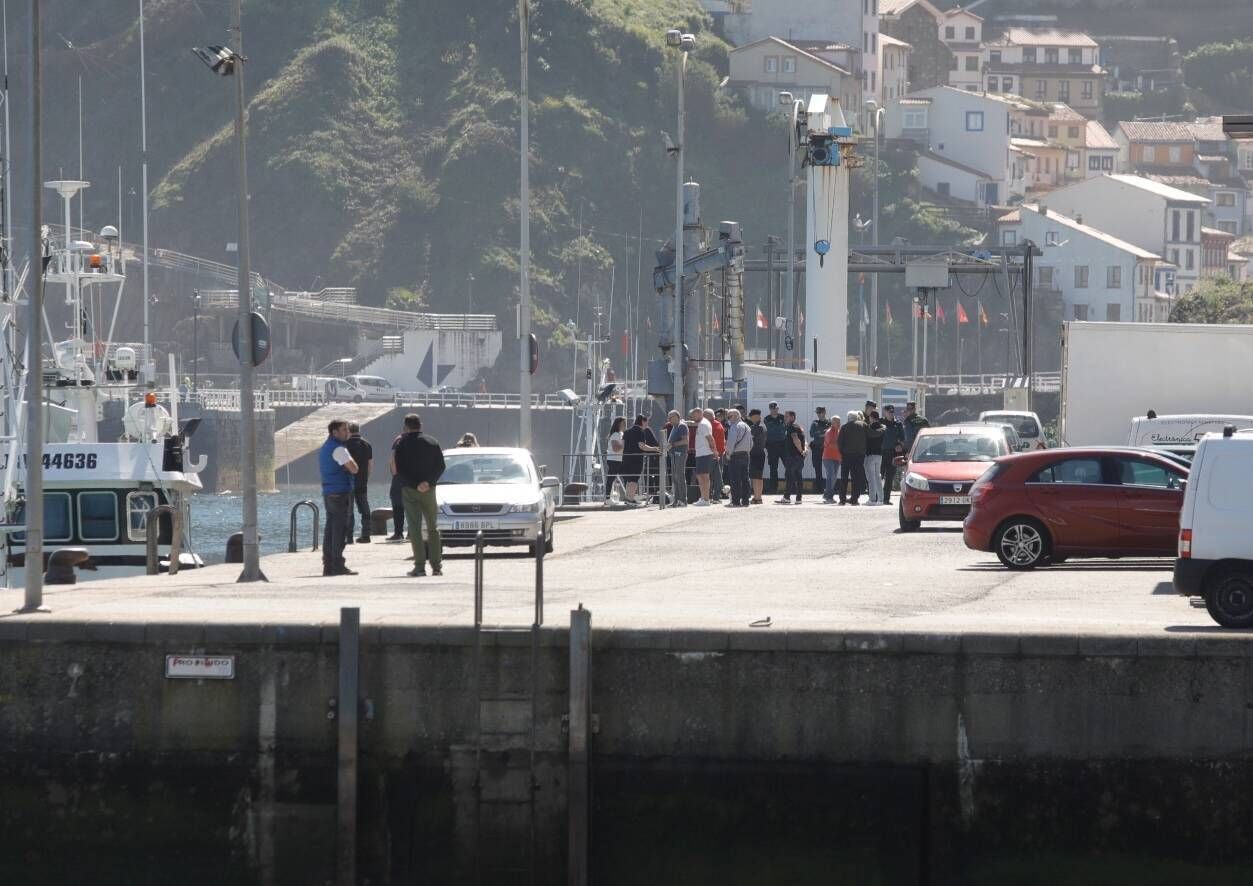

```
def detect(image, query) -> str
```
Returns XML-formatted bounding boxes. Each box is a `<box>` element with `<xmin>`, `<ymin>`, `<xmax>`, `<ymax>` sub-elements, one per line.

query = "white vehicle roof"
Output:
<box><xmin>1128</xmin><ymin>414</ymin><xmax>1253</xmax><ymax>448</ymax></box>
<box><xmin>443</xmin><ymin>446</ymin><xmax>532</xmax><ymax>456</ymax></box>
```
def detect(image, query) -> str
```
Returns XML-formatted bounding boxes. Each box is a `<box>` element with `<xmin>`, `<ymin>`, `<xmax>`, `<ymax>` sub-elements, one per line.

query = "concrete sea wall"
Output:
<box><xmin>3</xmin><ymin>624</ymin><xmax>1253</xmax><ymax>883</ymax></box>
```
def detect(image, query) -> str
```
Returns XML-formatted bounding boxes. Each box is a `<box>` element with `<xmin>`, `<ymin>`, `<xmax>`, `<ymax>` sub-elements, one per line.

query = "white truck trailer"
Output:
<box><xmin>1059</xmin><ymin>321</ymin><xmax>1253</xmax><ymax>446</ymax></box>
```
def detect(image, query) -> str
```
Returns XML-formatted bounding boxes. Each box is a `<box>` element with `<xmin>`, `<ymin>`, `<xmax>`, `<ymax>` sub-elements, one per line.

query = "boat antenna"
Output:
<box><xmin>24</xmin><ymin>0</ymin><xmax>46</xmax><ymax>610</ymax></box>
<box><xmin>138</xmin><ymin>0</ymin><xmax>151</xmax><ymax>382</ymax></box>
<box><xmin>1</xmin><ymin>0</ymin><xmax>11</xmax><ymax>304</ymax></box>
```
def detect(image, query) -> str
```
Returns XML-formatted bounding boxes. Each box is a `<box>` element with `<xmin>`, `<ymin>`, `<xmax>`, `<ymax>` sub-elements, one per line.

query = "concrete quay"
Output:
<box><xmin>4</xmin><ymin>505</ymin><xmax>1253</xmax><ymax>885</ymax></box>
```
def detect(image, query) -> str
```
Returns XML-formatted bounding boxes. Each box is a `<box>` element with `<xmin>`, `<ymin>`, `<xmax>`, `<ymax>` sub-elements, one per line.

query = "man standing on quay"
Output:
<box><xmin>319</xmin><ymin>419</ymin><xmax>359</xmax><ymax>577</ymax></box>
<box><xmin>392</xmin><ymin>413</ymin><xmax>446</xmax><ymax>577</ymax></box>
<box><xmin>345</xmin><ymin>422</ymin><xmax>374</xmax><ymax>543</ymax></box>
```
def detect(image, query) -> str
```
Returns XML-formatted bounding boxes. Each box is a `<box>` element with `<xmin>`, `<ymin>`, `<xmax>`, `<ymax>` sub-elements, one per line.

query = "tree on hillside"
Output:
<box><xmin>1170</xmin><ymin>277</ymin><xmax>1253</xmax><ymax>324</ymax></box>
<box><xmin>1183</xmin><ymin>41</ymin><xmax>1253</xmax><ymax>109</ymax></box>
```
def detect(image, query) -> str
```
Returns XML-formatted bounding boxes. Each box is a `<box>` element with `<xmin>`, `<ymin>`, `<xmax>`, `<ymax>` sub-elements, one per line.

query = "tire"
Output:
<box><xmin>994</xmin><ymin>518</ymin><xmax>1050</xmax><ymax>570</ymax></box>
<box><xmin>898</xmin><ymin>503</ymin><xmax>920</xmax><ymax>532</ymax></box>
<box><xmin>544</xmin><ymin>523</ymin><xmax>554</xmax><ymax>555</ymax></box>
<box><xmin>1204</xmin><ymin>565</ymin><xmax>1253</xmax><ymax>628</ymax></box>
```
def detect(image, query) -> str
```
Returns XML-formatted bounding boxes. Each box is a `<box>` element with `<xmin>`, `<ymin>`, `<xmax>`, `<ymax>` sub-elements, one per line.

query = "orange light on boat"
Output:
<box><xmin>144</xmin><ymin>392</ymin><xmax>157</xmax><ymax>408</ymax></box>
<box><xmin>89</xmin><ymin>254</ymin><xmax>103</xmax><ymax>269</ymax></box>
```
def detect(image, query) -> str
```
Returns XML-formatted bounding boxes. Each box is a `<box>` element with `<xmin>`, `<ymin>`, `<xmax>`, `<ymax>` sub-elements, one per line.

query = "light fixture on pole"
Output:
<box><xmin>193</xmin><ymin>1</ymin><xmax>265</xmax><ymax>583</ymax></box>
<box><xmin>864</xmin><ymin>98</ymin><xmax>885</xmax><ymax>376</ymax></box>
<box><xmin>779</xmin><ymin>90</ymin><xmax>805</xmax><ymax>368</ymax></box>
<box><xmin>666</xmin><ymin>28</ymin><xmax>695</xmax><ymax>415</ymax></box>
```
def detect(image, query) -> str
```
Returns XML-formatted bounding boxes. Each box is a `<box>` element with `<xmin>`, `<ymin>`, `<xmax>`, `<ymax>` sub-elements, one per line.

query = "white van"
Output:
<box><xmin>1173</xmin><ymin>426</ymin><xmax>1253</xmax><ymax>627</ymax></box>
<box><xmin>1128</xmin><ymin>414</ymin><xmax>1253</xmax><ymax>460</ymax></box>
<box><xmin>978</xmin><ymin>410</ymin><xmax>1044</xmax><ymax>450</ymax></box>
<box><xmin>345</xmin><ymin>374</ymin><xmax>396</xmax><ymax>401</ymax></box>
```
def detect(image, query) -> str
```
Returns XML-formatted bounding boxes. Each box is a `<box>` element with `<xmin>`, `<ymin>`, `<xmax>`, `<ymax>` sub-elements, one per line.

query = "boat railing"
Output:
<box><xmin>145</xmin><ymin>504</ymin><xmax>183</xmax><ymax>577</ymax></box>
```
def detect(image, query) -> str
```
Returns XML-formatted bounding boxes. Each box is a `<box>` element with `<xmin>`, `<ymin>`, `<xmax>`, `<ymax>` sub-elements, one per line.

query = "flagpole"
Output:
<box><xmin>977</xmin><ymin>299</ymin><xmax>983</xmax><ymax>381</ymax></box>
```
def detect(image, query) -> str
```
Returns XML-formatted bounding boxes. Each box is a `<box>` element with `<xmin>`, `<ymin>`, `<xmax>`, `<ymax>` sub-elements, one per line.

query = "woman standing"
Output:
<box><xmin>605</xmin><ymin>417</ymin><xmax>626</xmax><ymax>501</ymax></box>
<box><xmin>821</xmin><ymin>416</ymin><xmax>842</xmax><ymax>503</ymax></box>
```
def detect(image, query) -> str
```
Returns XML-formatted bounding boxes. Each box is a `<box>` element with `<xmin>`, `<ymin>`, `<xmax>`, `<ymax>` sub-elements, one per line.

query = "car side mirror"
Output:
<box><xmin>893</xmin><ymin>455</ymin><xmax>907</xmax><ymax>467</ymax></box>
<box><xmin>540</xmin><ymin>476</ymin><xmax>560</xmax><ymax>489</ymax></box>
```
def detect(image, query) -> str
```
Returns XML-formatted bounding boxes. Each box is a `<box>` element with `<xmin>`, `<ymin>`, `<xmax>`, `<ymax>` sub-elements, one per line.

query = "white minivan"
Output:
<box><xmin>1173</xmin><ymin>426</ymin><xmax>1253</xmax><ymax>627</ymax></box>
<box><xmin>345</xmin><ymin>374</ymin><xmax>396</xmax><ymax>401</ymax></box>
<box><xmin>1128</xmin><ymin>413</ymin><xmax>1253</xmax><ymax>461</ymax></box>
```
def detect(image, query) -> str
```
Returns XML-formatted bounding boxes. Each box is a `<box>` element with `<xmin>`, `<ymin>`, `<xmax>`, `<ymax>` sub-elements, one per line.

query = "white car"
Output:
<box><xmin>978</xmin><ymin>410</ymin><xmax>1044</xmax><ymax>450</ymax></box>
<box><xmin>436</xmin><ymin>447</ymin><xmax>559</xmax><ymax>555</ymax></box>
<box><xmin>1174</xmin><ymin>426</ymin><xmax>1253</xmax><ymax>627</ymax></box>
<box><xmin>344</xmin><ymin>374</ymin><xmax>396</xmax><ymax>402</ymax></box>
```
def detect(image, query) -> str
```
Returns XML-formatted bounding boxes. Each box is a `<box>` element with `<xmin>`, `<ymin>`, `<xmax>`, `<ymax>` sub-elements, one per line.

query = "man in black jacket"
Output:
<box><xmin>879</xmin><ymin>404</ymin><xmax>905</xmax><ymax>506</ymax></box>
<box><xmin>836</xmin><ymin>411</ymin><xmax>868</xmax><ymax>505</ymax></box>
<box><xmin>391</xmin><ymin>413</ymin><xmax>446</xmax><ymax>576</ymax></box>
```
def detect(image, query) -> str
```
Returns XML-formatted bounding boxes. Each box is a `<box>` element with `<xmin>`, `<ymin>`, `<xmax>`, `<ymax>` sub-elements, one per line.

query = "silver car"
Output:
<box><xmin>436</xmin><ymin>447</ymin><xmax>559</xmax><ymax>555</ymax></box>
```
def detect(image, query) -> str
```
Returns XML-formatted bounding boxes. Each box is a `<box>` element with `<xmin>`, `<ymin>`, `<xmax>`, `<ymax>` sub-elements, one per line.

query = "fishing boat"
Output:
<box><xmin>1</xmin><ymin>180</ymin><xmax>205</xmax><ymax>584</ymax></box>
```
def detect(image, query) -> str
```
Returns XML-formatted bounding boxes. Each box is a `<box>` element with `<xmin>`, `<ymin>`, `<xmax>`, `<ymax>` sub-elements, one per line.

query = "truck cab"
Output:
<box><xmin>1174</xmin><ymin>427</ymin><xmax>1253</xmax><ymax>627</ymax></box>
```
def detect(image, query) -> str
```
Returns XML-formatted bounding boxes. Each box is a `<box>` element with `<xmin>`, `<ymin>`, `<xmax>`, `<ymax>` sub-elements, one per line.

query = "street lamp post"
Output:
<box><xmin>192</xmin><ymin>289</ymin><xmax>200</xmax><ymax>394</ymax></box>
<box><xmin>779</xmin><ymin>92</ymin><xmax>804</xmax><ymax>368</ymax></box>
<box><xmin>193</xmin><ymin>0</ymin><xmax>265</xmax><ymax>583</ymax></box>
<box><xmin>666</xmin><ymin>28</ymin><xmax>695</xmax><ymax>414</ymax></box>
<box><xmin>518</xmin><ymin>0</ymin><xmax>532</xmax><ymax>450</ymax></box>
<box><xmin>467</xmin><ymin>272</ymin><xmax>474</xmax><ymax>316</ymax></box>
<box><xmin>23</xmin><ymin>0</ymin><xmax>45</xmax><ymax>611</ymax></box>
<box><xmin>865</xmin><ymin>99</ymin><xmax>885</xmax><ymax>375</ymax></box>
<box><xmin>853</xmin><ymin>214</ymin><xmax>872</xmax><ymax>373</ymax></box>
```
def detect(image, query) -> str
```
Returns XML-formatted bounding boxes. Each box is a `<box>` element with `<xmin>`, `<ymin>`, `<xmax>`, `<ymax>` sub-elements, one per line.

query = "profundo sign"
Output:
<box><xmin>164</xmin><ymin>655</ymin><xmax>236</xmax><ymax>680</ymax></box>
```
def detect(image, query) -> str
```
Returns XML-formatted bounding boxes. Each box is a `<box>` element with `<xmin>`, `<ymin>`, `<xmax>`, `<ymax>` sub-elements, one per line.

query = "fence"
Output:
<box><xmin>393</xmin><ymin>391</ymin><xmax>573</xmax><ymax>409</ymax></box>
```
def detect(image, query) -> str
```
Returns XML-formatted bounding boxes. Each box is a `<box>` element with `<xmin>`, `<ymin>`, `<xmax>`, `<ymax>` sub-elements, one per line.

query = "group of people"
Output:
<box><xmin>321</xmin><ymin>414</ymin><xmax>447</xmax><ymax>578</ymax></box>
<box><xmin>606</xmin><ymin>401</ymin><xmax>929</xmax><ymax>508</ymax></box>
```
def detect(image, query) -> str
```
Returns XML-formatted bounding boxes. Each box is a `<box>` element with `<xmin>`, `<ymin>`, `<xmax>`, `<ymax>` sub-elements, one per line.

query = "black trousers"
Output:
<box><xmin>766</xmin><ymin>440</ymin><xmax>786</xmax><ymax>492</ymax></box>
<box><xmin>322</xmin><ymin>492</ymin><xmax>352</xmax><ymax>572</ymax></box>
<box><xmin>389</xmin><ymin>475</ymin><xmax>405</xmax><ymax>536</ymax></box>
<box><xmin>810</xmin><ymin>442</ymin><xmax>824</xmax><ymax>489</ymax></box>
<box><xmin>784</xmin><ymin>456</ymin><xmax>804</xmax><ymax>500</ymax></box>
<box><xmin>840</xmin><ymin>458</ymin><xmax>867</xmax><ymax>503</ymax></box>
<box><xmin>729</xmin><ymin>454</ymin><xmax>751</xmax><ymax>505</ymax></box>
<box><xmin>881</xmin><ymin>459</ymin><xmax>898</xmax><ymax>504</ymax></box>
<box><xmin>347</xmin><ymin>489</ymin><xmax>371</xmax><ymax>539</ymax></box>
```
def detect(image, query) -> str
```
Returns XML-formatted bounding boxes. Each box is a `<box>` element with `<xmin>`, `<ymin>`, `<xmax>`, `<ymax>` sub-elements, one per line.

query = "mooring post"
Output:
<box><xmin>337</xmin><ymin>606</ymin><xmax>360</xmax><ymax>886</ymax></box>
<box><xmin>568</xmin><ymin>605</ymin><xmax>591</xmax><ymax>885</ymax></box>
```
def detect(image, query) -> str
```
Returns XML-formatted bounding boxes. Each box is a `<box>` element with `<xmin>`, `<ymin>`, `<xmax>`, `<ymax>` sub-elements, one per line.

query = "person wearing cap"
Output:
<box><xmin>879</xmin><ymin>404</ymin><xmax>905</xmax><ymax>506</ymax></box>
<box><xmin>808</xmin><ymin>407</ymin><xmax>831</xmax><ymax>496</ymax></box>
<box><xmin>763</xmin><ymin>401</ymin><xmax>787</xmax><ymax>494</ymax></box>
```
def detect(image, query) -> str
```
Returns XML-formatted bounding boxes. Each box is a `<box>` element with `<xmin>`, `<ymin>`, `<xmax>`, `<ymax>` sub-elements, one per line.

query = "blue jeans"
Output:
<box><xmin>823</xmin><ymin>459</ymin><xmax>841</xmax><ymax>500</ymax></box>
<box><xmin>669</xmin><ymin>449</ymin><xmax>689</xmax><ymax>505</ymax></box>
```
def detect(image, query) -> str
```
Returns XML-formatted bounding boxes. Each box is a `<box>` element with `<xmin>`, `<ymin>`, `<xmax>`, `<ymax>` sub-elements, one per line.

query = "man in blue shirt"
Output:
<box><xmin>319</xmin><ymin>419</ymin><xmax>359</xmax><ymax>576</ymax></box>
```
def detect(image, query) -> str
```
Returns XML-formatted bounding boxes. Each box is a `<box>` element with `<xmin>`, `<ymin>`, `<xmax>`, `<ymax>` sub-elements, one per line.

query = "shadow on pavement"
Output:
<box><xmin>1164</xmin><ymin>624</ymin><xmax>1253</xmax><ymax>634</ymax></box>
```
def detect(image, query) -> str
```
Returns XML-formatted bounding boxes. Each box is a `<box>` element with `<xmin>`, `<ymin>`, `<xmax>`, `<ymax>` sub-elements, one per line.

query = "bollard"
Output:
<box><xmin>369</xmin><ymin>508</ymin><xmax>392</xmax><ymax>536</ymax></box>
<box><xmin>45</xmin><ymin>548</ymin><xmax>94</xmax><ymax>585</ymax></box>
<box><xmin>473</xmin><ymin>530</ymin><xmax>485</xmax><ymax>627</ymax></box>
<box><xmin>146</xmin><ymin>505</ymin><xmax>178</xmax><ymax>576</ymax></box>
<box><xmin>225</xmin><ymin>532</ymin><xmax>244</xmax><ymax>564</ymax></box>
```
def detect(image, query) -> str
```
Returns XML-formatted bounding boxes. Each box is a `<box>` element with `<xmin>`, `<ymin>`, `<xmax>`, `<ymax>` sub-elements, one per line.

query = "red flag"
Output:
<box><xmin>936</xmin><ymin>303</ymin><xmax>947</xmax><ymax>324</ymax></box>
<box><xmin>799</xmin><ymin>309</ymin><xmax>805</xmax><ymax>331</ymax></box>
<box><xmin>885</xmin><ymin>303</ymin><xmax>894</xmax><ymax>327</ymax></box>
<box><xmin>957</xmin><ymin>302</ymin><xmax>970</xmax><ymax>324</ymax></box>
<box><xmin>712</xmin><ymin>313</ymin><xmax>721</xmax><ymax>333</ymax></box>
<box><xmin>913</xmin><ymin>303</ymin><xmax>924</xmax><ymax>319</ymax></box>
<box><xmin>620</xmin><ymin>333</ymin><xmax>629</xmax><ymax>356</ymax></box>
<box><xmin>756</xmin><ymin>306</ymin><xmax>768</xmax><ymax>329</ymax></box>
<box><xmin>979</xmin><ymin>303</ymin><xmax>989</xmax><ymax>326</ymax></box>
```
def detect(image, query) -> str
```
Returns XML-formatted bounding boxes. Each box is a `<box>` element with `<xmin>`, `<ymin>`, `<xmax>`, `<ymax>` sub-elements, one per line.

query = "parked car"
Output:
<box><xmin>949</xmin><ymin>421</ymin><xmax>1023</xmax><ymax>454</ymax></box>
<box><xmin>898</xmin><ymin>426</ymin><xmax>1010</xmax><ymax>532</ymax></box>
<box><xmin>963</xmin><ymin>448</ymin><xmax>1187</xmax><ymax>569</ymax></box>
<box><xmin>344</xmin><ymin>374</ymin><xmax>396</xmax><ymax>402</ymax></box>
<box><xmin>979</xmin><ymin>410</ymin><xmax>1046</xmax><ymax>450</ymax></box>
<box><xmin>1173</xmin><ymin>427</ymin><xmax>1253</xmax><ymax>627</ymax></box>
<box><xmin>436</xmin><ymin>447</ymin><xmax>559</xmax><ymax>556</ymax></box>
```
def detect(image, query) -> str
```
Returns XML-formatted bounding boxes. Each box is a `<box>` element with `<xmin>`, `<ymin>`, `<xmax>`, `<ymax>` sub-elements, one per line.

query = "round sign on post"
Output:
<box><xmin>231</xmin><ymin>311</ymin><xmax>272</xmax><ymax>367</ymax></box>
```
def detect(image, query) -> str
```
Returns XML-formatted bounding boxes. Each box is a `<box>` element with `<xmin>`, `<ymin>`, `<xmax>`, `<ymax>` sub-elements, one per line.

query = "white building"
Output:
<box><xmin>997</xmin><ymin>204</ymin><xmax>1169</xmax><ymax>323</ymax></box>
<box><xmin>879</xmin><ymin>33</ymin><xmax>912</xmax><ymax>102</ymax></box>
<box><xmin>885</xmin><ymin>86</ymin><xmax>1025</xmax><ymax>205</ymax></box>
<box><xmin>727</xmin><ymin>36</ymin><xmax>857</xmax><ymax>114</ymax></box>
<box><xmin>940</xmin><ymin>7</ymin><xmax>983</xmax><ymax>91</ymax></box>
<box><xmin>1042</xmin><ymin>174</ymin><xmax>1211</xmax><ymax>293</ymax></box>
<box><xmin>1084</xmin><ymin>120</ymin><xmax>1119</xmax><ymax>178</ymax></box>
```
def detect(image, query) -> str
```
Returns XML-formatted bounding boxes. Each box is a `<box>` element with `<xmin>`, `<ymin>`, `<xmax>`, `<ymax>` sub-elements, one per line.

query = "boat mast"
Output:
<box><xmin>138</xmin><ymin>0</ymin><xmax>150</xmax><ymax>381</ymax></box>
<box><xmin>24</xmin><ymin>0</ymin><xmax>45</xmax><ymax>611</ymax></box>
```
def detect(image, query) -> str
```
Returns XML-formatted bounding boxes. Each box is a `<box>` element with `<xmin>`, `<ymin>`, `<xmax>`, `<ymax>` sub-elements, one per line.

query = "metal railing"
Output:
<box><xmin>289</xmin><ymin>500</ymin><xmax>321</xmax><ymax>552</ymax></box>
<box><xmin>145</xmin><ymin>504</ymin><xmax>182</xmax><ymax>576</ymax></box>
<box><xmin>393</xmin><ymin>390</ymin><xmax>572</xmax><ymax>409</ymax></box>
<box><xmin>560</xmin><ymin>452</ymin><xmax>665</xmax><ymax>506</ymax></box>
<box><xmin>921</xmin><ymin>372</ymin><xmax>1062</xmax><ymax>394</ymax></box>
<box><xmin>197</xmin><ymin>389</ymin><xmax>329</xmax><ymax>410</ymax></box>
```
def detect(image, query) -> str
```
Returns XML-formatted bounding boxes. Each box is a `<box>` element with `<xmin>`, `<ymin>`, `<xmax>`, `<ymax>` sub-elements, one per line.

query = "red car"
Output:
<box><xmin>898</xmin><ymin>426</ymin><xmax>1011</xmax><ymax>531</ymax></box>
<box><xmin>963</xmin><ymin>448</ymin><xmax>1187</xmax><ymax>569</ymax></box>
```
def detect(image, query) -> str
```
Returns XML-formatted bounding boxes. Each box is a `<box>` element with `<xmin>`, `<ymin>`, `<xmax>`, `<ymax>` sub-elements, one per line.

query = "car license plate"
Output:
<box><xmin>453</xmin><ymin>520</ymin><xmax>499</xmax><ymax>531</ymax></box>
<box><xmin>939</xmin><ymin>495</ymin><xmax>971</xmax><ymax>505</ymax></box>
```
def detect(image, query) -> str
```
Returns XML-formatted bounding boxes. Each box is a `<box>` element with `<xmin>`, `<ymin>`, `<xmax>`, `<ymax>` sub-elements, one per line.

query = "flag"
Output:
<box><xmin>712</xmin><ymin>313</ymin><xmax>721</xmax><ymax>333</ymax></box>
<box><xmin>937</xmin><ymin>303</ymin><xmax>947</xmax><ymax>324</ymax></box>
<box><xmin>957</xmin><ymin>302</ymin><xmax>970</xmax><ymax>324</ymax></box>
<box><xmin>885</xmin><ymin>303</ymin><xmax>894</xmax><ymax>327</ymax></box>
<box><xmin>799</xmin><ymin>309</ymin><xmax>805</xmax><ymax>331</ymax></box>
<box><xmin>862</xmin><ymin>302</ymin><xmax>870</xmax><ymax>327</ymax></box>
<box><xmin>620</xmin><ymin>333</ymin><xmax>629</xmax><ymax>356</ymax></box>
<box><xmin>756</xmin><ymin>306</ymin><xmax>768</xmax><ymax>329</ymax></box>
<box><xmin>979</xmin><ymin>303</ymin><xmax>989</xmax><ymax>326</ymax></box>
<box><xmin>913</xmin><ymin>303</ymin><xmax>923</xmax><ymax>320</ymax></box>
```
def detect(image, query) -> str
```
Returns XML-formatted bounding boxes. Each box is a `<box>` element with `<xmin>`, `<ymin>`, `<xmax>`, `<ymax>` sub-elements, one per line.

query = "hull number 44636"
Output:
<box><xmin>0</xmin><ymin>452</ymin><xmax>99</xmax><ymax>470</ymax></box>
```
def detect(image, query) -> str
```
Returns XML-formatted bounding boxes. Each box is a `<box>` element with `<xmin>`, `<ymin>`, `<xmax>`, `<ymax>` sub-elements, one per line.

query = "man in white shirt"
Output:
<box><xmin>725</xmin><ymin>409</ymin><xmax>753</xmax><ymax>506</ymax></box>
<box><xmin>690</xmin><ymin>407</ymin><xmax>717</xmax><ymax>506</ymax></box>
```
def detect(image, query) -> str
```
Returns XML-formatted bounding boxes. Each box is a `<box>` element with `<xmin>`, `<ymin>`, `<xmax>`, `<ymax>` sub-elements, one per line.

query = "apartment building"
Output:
<box><xmin>1043</xmin><ymin>174</ymin><xmax>1211</xmax><ymax>293</ymax></box>
<box><xmin>940</xmin><ymin>7</ymin><xmax>984</xmax><ymax>92</ymax></box>
<box><xmin>879</xmin><ymin>0</ymin><xmax>952</xmax><ymax>91</ymax></box>
<box><xmin>997</xmin><ymin>204</ymin><xmax>1167</xmax><ymax>322</ymax></box>
<box><xmin>984</xmin><ymin>28</ymin><xmax>1104</xmax><ymax>116</ymax></box>
<box><xmin>727</xmin><ymin>37</ymin><xmax>858</xmax><ymax>116</ymax></box>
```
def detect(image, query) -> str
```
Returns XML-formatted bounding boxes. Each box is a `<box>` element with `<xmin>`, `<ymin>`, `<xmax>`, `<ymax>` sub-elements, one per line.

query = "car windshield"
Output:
<box><xmin>983</xmin><ymin>414</ymin><xmax>1039</xmax><ymax>438</ymax></box>
<box><xmin>913</xmin><ymin>433</ymin><xmax>1008</xmax><ymax>462</ymax></box>
<box><xmin>441</xmin><ymin>454</ymin><xmax>532</xmax><ymax>485</ymax></box>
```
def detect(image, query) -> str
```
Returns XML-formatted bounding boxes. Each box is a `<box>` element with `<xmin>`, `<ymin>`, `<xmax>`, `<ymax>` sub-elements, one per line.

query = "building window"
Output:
<box><xmin>965</xmin><ymin>111</ymin><xmax>984</xmax><ymax>131</ymax></box>
<box><xmin>965</xmin><ymin>55</ymin><xmax>979</xmax><ymax>71</ymax></box>
<box><xmin>987</xmin><ymin>77</ymin><xmax>999</xmax><ymax>92</ymax></box>
<box><xmin>1081</xmin><ymin>80</ymin><xmax>1093</xmax><ymax>99</ymax></box>
<box><xmin>903</xmin><ymin>108</ymin><xmax>928</xmax><ymax>129</ymax></box>
<box><xmin>1045</xmin><ymin>48</ymin><xmax>1059</xmax><ymax>64</ymax></box>
<box><xmin>1047</xmin><ymin>124</ymin><xmax>1058</xmax><ymax>139</ymax></box>
<box><xmin>871</xmin><ymin>71</ymin><xmax>876</xmax><ymax>91</ymax></box>
<box><xmin>1217</xmin><ymin>192</ymin><xmax>1237</xmax><ymax>207</ymax></box>
<box><xmin>1068</xmin><ymin>48</ymin><xmax>1082</xmax><ymax>64</ymax></box>
<box><xmin>1058</xmin><ymin>81</ymin><xmax>1070</xmax><ymax>101</ymax></box>
<box><xmin>782</xmin><ymin>56</ymin><xmax>796</xmax><ymax>73</ymax></box>
<box><xmin>872</xmin><ymin>33</ymin><xmax>877</xmax><ymax>54</ymax></box>
<box><xmin>1171</xmin><ymin>209</ymin><xmax>1180</xmax><ymax>240</ymax></box>
<box><xmin>950</xmin><ymin>55</ymin><xmax>959</xmax><ymax>71</ymax></box>
<box><xmin>764</xmin><ymin>56</ymin><xmax>778</xmax><ymax>73</ymax></box>
<box><xmin>1143</xmin><ymin>145</ymin><xmax>1157</xmax><ymax>163</ymax></box>
<box><xmin>1106</xmin><ymin>303</ymin><xmax>1121</xmax><ymax>321</ymax></box>
<box><xmin>1039</xmin><ymin>266</ymin><xmax>1054</xmax><ymax>286</ymax></box>
<box><xmin>963</xmin><ymin>26</ymin><xmax>974</xmax><ymax>40</ymax></box>
<box><xmin>1003</xmin><ymin>77</ymin><xmax>1013</xmax><ymax>91</ymax></box>
<box><xmin>1073</xmin><ymin>304</ymin><xmax>1089</xmax><ymax>321</ymax></box>
<box><xmin>1168</xmin><ymin>145</ymin><xmax>1182</xmax><ymax>163</ymax></box>
<box><xmin>1023</xmin><ymin>47</ymin><xmax>1037</xmax><ymax>63</ymax></box>
<box><xmin>1187</xmin><ymin>210</ymin><xmax>1195</xmax><ymax>241</ymax></box>
<box><xmin>945</xmin><ymin>25</ymin><xmax>955</xmax><ymax>40</ymax></box>
<box><xmin>1045</xmin><ymin>231</ymin><xmax>1059</xmax><ymax>246</ymax></box>
<box><xmin>1068</xmin><ymin>126</ymin><xmax>1080</xmax><ymax>139</ymax></box>
<box><xmin>1089</xmin><ymin>155</ymin><xmax>1102</xmax><ymax>170</ymax></box>
<box><xmin>1101</xmin><ymin>156</ymin><xmax>1113</xmax><ymax>171</ymax></box>
<box><xmin>78</xmin><ymin>491</ymin><xmax>119</xmax><ymax>542</ymax></box>
<box><xmin>1242</xmin><ymin>151</ymin><xmax>1253</xmax><ymax>170</ymax></box>
<box><xmin>1185</xmin><ymin>249</ymin><xmax>1194</xmax><ymax>270</ymax></box>
<box><xmin>990</xmin><ymin>50</ymin><xmax>1002</xmax><ymax>63</ymax></box>
<box><xmin>1170</xmin><ymin>248</ymin><xmax>1179</xmax><ymax>266</ymax></box>
<box><xmin>1075</xmin><ymin>265</ymin><xmax>1090</xmax><ymax>288</ymax></box>
<box><xmin>1003</xmin><ymin>229</ymin><xmax>1018</xmax><ymax>245</ymax></box>
<box><xmin>1067</xmin><ymin>151</ymin><xmax>1079</xmax><ymax>169</ymax></box>
<box><xmin>1216</xmin><ymin>220</ymin><xmax>1238</xmax><ymax>234</ymax></box>
<box><xmin>1107</xmin><ymin>265</ymin><xmax>1122</xmax><ymax>288</ymax></box>
<box><xmin>1035</xmin><ymin>79</ymin><xmax>1047</xmax><ymax>99</ymax></box>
